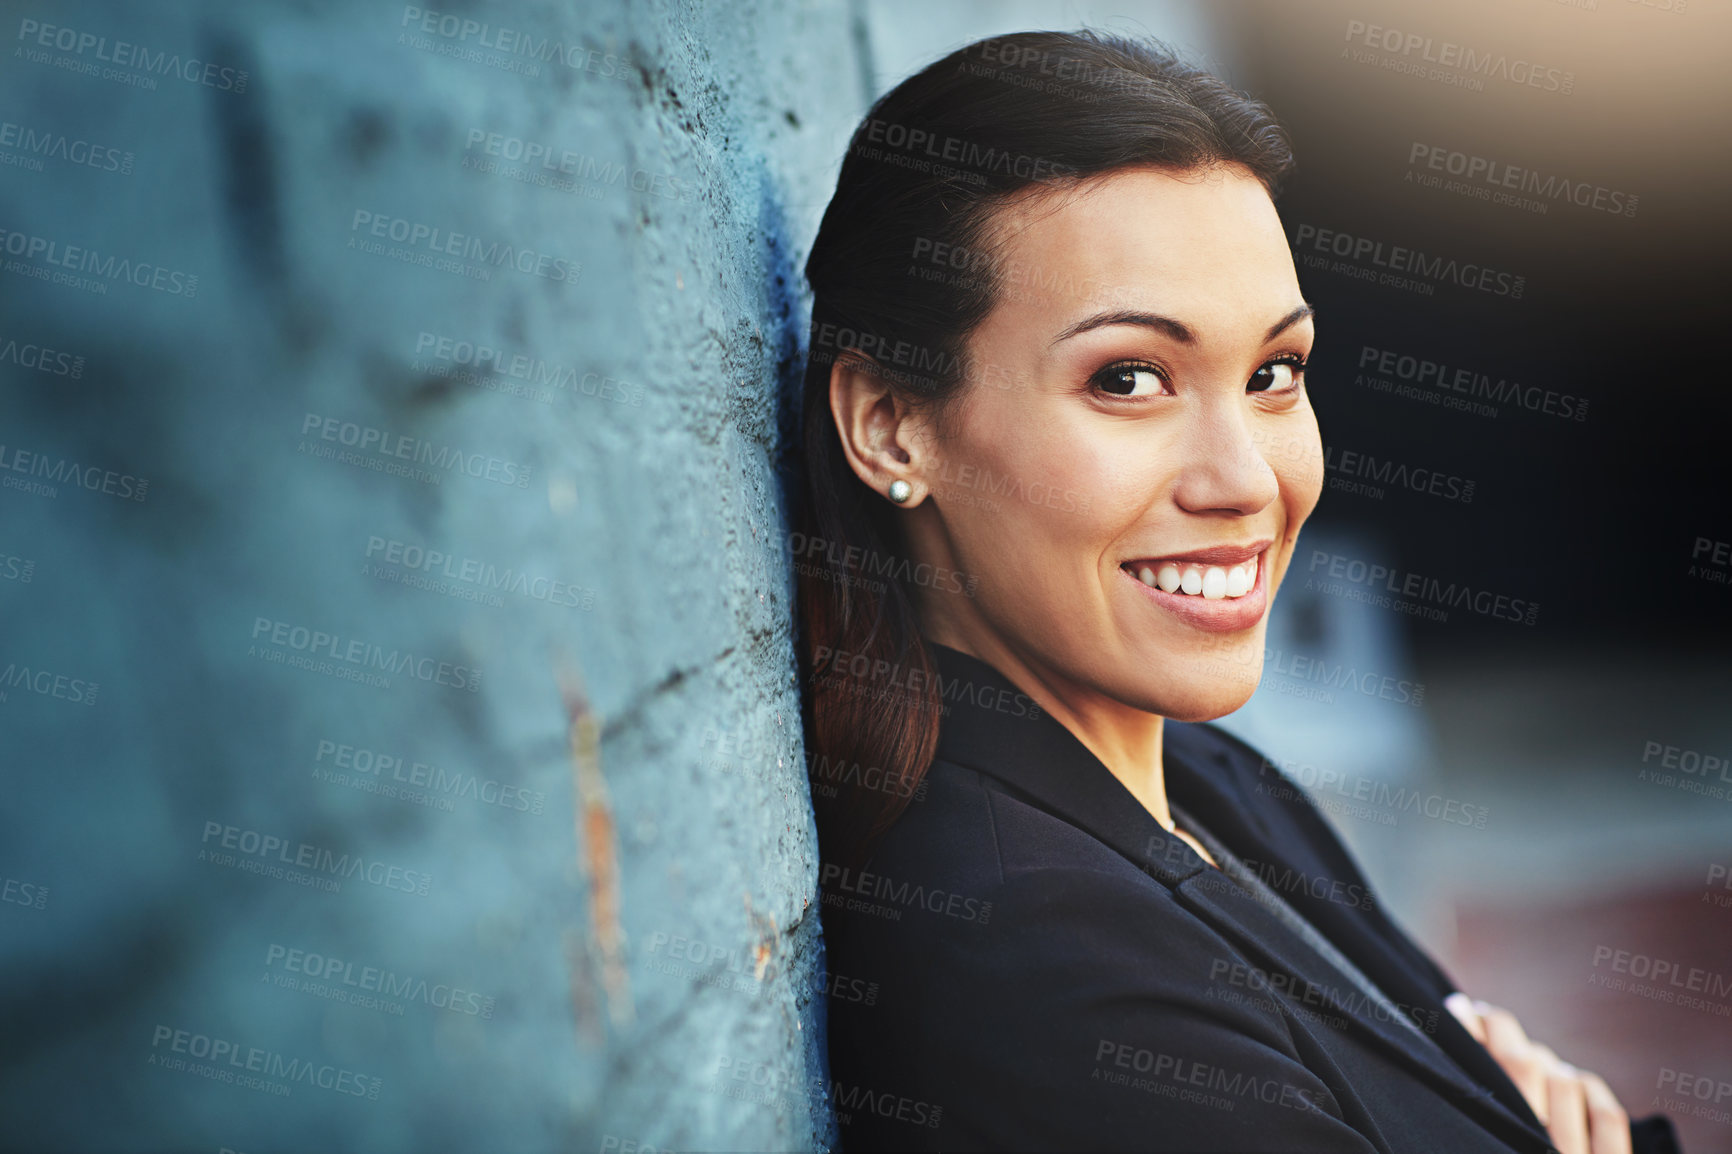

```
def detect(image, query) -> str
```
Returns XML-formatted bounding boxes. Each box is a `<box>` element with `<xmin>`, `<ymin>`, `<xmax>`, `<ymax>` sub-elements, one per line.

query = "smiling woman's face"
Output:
<box><xmin>893</xmin><ymin>163</ymin><xmax>1323</xmax><ymax>722</ymax></box>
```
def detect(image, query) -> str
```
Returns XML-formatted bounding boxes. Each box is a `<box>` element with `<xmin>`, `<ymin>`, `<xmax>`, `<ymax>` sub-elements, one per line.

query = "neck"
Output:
<box><xmin>924</xmin><ymin>627</ymin><xmax>1173</xmax><ymax>832</ymax></box>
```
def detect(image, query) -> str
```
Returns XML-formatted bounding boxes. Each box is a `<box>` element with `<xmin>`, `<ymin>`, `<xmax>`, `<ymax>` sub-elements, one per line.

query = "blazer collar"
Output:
<box><xmin>925</xmin><ymin>640</ymin><xmax>1207</xmax><ymax>885</ymax></box>
<box><xmin>923</xmin><ymin>641</ymin><xmax>1551</xmax><ymax>1153</ymax></box>
<box><xmin>926</xmin><ymin>640</ymin><xmax>1254</xmax><ymax>886</ymax></box>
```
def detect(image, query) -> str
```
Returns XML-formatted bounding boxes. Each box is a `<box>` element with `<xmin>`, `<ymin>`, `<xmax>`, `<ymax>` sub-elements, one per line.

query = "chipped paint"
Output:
<box><xmin>562</xmin><ymin>659</ymin><xmax>633</xmax><ymax>1034</ymax></box>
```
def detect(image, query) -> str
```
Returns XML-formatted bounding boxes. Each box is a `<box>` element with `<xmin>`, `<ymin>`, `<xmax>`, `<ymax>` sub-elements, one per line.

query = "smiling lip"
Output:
<box><xmin>1120</xmin><ymin>542</ymin><xmax>1273</xmax><ymax>633</ymax></box>
<box><xmin>1120</xmin><ymin>540</ymin><xmax>1272</xmax><ymax>568</ymax></box>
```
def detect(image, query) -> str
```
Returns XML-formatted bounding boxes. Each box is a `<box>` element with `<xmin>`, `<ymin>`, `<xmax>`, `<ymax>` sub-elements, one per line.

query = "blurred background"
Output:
<box><xmin>1</xmin><ymin>0</ymin><xmax>1727</xmax><ymax>1151</ymax></box>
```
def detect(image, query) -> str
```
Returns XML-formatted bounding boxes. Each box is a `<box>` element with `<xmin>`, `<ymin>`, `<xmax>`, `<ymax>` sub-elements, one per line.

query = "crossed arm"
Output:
<box><xmin>1443</xmin><ymin>992</ymin><xmax>1632</xmax><ymax>1154</ymax></box>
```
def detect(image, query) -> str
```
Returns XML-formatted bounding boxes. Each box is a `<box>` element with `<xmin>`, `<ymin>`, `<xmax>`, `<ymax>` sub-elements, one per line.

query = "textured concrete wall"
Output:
<box><xmin>0</xmin><ymin>1</ymin><xmax>864</xmax><ymax>1150</ymax></box>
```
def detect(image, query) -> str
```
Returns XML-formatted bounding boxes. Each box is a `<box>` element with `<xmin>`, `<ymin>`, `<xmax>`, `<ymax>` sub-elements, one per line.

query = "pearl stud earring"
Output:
<box><xmin>887</xmin><ymin>479</ymin><xmax>912</xmax><ymax>504</ymax></box>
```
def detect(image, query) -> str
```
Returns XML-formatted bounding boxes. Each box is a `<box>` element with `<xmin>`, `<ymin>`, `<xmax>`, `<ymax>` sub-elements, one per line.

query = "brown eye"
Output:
<box><xmin>1094</xmin><ymin>365</ymin><xmax>1165</xmax><ymax>397</ymax></box>
<box><xmin>1249</xmin><ymin>359</ymin><xmax>1304</xmax><ymax>393</ymax></box>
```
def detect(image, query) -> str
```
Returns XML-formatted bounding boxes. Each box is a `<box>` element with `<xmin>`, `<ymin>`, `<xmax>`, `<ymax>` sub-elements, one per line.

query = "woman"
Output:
<box><xmin>794</xmin><ymin>30</ymin><xmax>1681</xmax><ymax>1154</ymax></box>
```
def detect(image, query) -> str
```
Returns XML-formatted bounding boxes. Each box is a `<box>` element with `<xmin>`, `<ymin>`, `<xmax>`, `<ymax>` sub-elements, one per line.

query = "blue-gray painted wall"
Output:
<box><xmin>0</xmin><ymin>1</ymin><xmax>867</xmax><ymax>1149</ymax></box>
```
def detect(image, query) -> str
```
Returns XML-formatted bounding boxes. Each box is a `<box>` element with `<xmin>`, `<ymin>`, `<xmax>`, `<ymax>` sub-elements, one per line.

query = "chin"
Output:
<box><xmin>1154</xmin><ymin>686</ymin><xmax>1256</xmax><ymax>723</ymax></box>
<box><xmin>1134</xmin><ymin>650</ymin><xmax>1264</xmax><ymax>722</ymax></box>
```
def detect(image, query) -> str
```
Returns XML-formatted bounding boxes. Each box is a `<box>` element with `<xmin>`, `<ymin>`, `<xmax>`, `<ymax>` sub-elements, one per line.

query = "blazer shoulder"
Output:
<box><xmin>1165</xmin><ymin>720</ymin><xmax>1345</xmax><ymax>848</ymax></box>
<box><xmin>861</xmin><ymin>758</ymin><xmax>1261</xmax><ymax>984</ymax></box>
<box><xmin>880</xmin><ymin>755</ymin><xmax>1180</xmax><ymax>891</ymax></box>
<box><xmin>1167</xmin><ymin>719</ymin><xmax>1281</xmax><ymax>788</ymax></box>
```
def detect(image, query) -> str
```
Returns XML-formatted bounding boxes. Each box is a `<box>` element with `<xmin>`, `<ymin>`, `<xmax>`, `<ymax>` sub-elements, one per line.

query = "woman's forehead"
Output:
<box><xmin>993</xmin><ymin>165</ymin><xmax>1284</xmax><ymax>263</ymax></box>
<box><xmin>980</xmin><ymin>167</ymin><xmax>1301</xmax><ymax>338</ymax></box>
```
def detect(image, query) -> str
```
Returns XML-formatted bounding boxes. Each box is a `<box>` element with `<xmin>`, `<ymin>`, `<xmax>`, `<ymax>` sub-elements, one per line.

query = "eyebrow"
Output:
<box><xmin>1049</xmin><ymin>303</ymin><xmax>1315</xmax><ymax>347</ymax></box>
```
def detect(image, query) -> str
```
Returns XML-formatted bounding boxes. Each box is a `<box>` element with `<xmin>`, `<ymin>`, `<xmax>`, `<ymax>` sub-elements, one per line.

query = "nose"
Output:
<box><xmin>1169</xmin><ymin>400</ymin><xmax>1281</xmax><ymax>516</ymax></box>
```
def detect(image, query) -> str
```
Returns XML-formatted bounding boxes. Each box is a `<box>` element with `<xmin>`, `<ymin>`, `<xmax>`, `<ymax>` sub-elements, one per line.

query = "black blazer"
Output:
<box><xmin>821</xmin><ymin>642</ymin><xmax>1681</xmax><ymax>1153</ymax></box>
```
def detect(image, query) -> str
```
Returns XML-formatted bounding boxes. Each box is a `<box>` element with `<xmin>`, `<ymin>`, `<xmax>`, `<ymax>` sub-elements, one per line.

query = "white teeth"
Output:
<box><xmin>1131</xmin><ymin>555</ymin><xmax>1259</xmax><ymax>600</ymax></box>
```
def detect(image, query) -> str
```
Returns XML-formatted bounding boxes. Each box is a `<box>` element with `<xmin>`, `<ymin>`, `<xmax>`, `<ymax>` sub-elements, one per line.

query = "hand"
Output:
<box><xmin>1444</xmin><ymin>992</ymin><xmax>1630</xmax><ymax>1154</ymax></box>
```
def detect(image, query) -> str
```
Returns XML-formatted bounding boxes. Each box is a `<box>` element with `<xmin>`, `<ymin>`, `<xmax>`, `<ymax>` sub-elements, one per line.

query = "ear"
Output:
<box><xmin>828</xmin><ymin>352</ymin><xmax>933</xmax><ymax>507</ymax></box>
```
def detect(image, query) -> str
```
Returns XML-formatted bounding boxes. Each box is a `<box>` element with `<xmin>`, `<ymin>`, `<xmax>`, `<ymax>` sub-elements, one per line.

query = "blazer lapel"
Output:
<box><xmin>924</xmin><ymin>642</ymin><xmax>1551</xmax><ymax>1152</ymax></box>
<box><xmin>1163</xmin><ymin>852</ymin><xmax>1548</xmax><ymax>1150</ymax></box>
<box><xmin>1162</xmin><ymin>723</ymin><xmax>1557</xmax><ymax>1144</ymax></box>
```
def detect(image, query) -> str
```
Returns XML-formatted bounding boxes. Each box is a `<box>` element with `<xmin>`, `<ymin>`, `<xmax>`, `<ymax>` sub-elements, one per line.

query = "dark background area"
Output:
<box><xmin>1221</xmin><ymin>0</ymin><xmax>1732</xmax><ymax>653</ymax></box>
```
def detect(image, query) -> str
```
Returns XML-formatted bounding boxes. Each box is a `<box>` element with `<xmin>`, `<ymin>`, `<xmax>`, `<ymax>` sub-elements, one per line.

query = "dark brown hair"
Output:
<box><xmin>793</xmin><ymin>29</ymin><xmax>1297</xmax><ymax>863</ymax></box>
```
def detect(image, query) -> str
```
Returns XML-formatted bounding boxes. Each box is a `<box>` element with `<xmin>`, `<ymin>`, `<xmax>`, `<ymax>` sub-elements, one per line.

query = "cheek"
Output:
<box><xmin>969</xmin><ymin>402</ymin><xmax>1109</xmax><ymax>523</ymax></box>
<box><xmin>941</xmin><ymin>410</ymin><xmax>1119</xmax><ymax>600</ymax></box>
<box><xmin>1275</xmin><ymin>424</ymin><xmax>1325</xmax><ymax>523</ymax></box>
